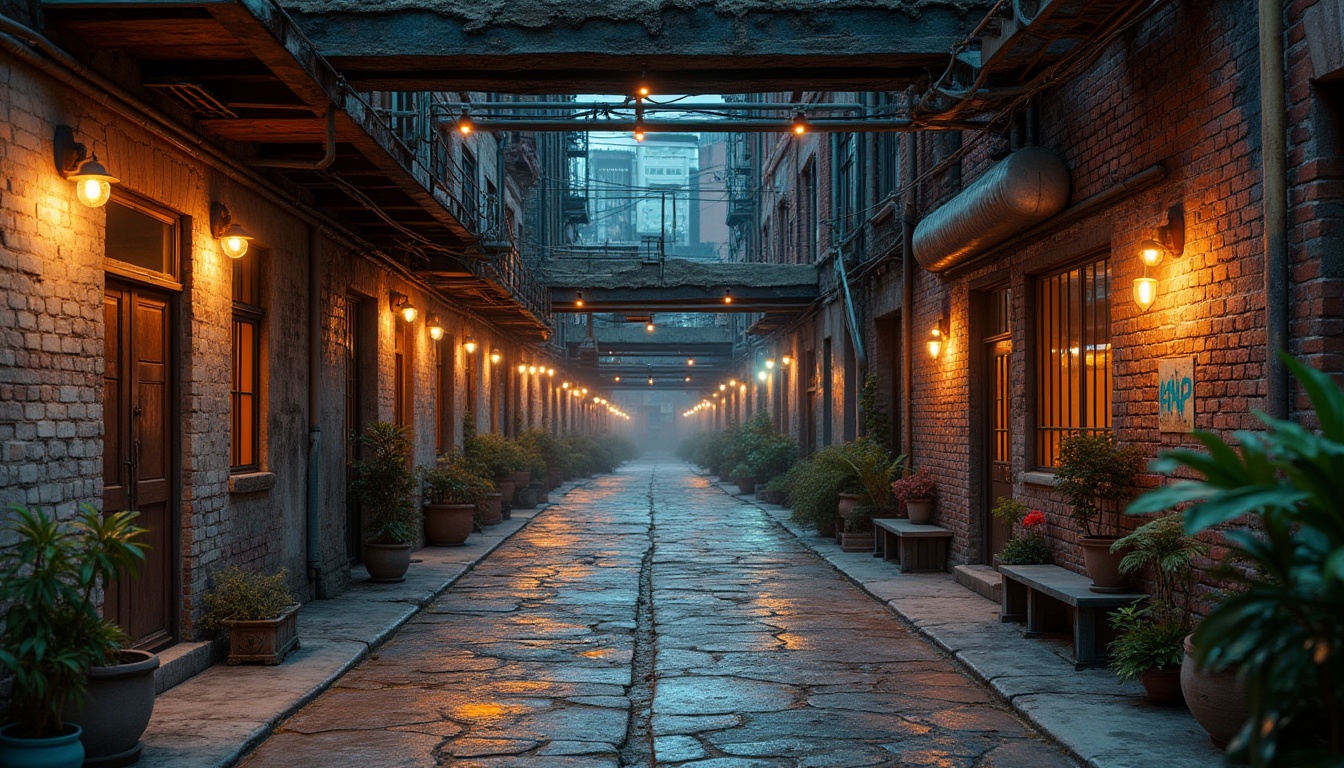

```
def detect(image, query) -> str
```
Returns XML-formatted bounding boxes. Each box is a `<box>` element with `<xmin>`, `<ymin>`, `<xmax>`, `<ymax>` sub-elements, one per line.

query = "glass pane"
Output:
<box><xmin>106</xmin><ymin>201</ymin><xmax>172</xmax><ymax>275</ymax></box>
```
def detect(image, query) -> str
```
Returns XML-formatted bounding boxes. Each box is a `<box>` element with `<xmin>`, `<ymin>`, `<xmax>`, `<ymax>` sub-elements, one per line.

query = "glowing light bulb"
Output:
<box><xmin>68</xmin><ymin>154</ymin><xmax>118</xmax><ymax>208</ymax></box>
<box><xmin>1139</xmin><ymin>239</ymin><xmax>1164</xmax><ymax>267</ymax></box>
<box><xmin>1133</xmin><ymin>277</ymin><xmax>1158</xmax><ymax>312</ymax></box>
<box><xmin>928</xmin><ymin>327</ymin><xmax>943</xmax><ymax>359</ymax></box>
<box><xmin>399</xmin><ymin>303</ymin><xmax>418</xmax><ymax>324</ymax></box>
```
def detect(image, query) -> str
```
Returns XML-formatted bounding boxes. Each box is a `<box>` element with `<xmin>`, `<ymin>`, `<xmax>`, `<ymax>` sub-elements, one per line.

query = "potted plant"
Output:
<box><xmin>891</xmin><ymin>466</ymin><xmax>937</xmax><ymax>524</ymax></box>
<box><xmin>732</xmin><ymin>462</ymin><xmax>756</xmax><ymax>495</ymax></box>
<box><xmin>998</xmin><ymin>509</ymin><xmax>1051</xmax><ymax>566</ymax></box>
<box><xmin>0</xmin><ymin>503</ymin><xmax>152</xmax><ymax>768</ymax></box>
<box><xmin>1105</xmin><ymin>512</ymin><xmax>1207</xmax><ymax>705</ymax></box>
<box><xmin>418</xmin><ymin>454</ymin><xmax>491</xmax><ymax>546</ymax></box>
<box><xmin>464</xmin><ymin>432</ymin><xmax>523</xmax><ymax>523</ymax></box>
<box><xmin>841</xmin><ymin>504</ymin><xmax>878</xmax><ymax>552</ymax></box>
<box><xmin>1054</xmin><ymin>432</ymin><xmax>1144</xmax><ymax>592</ymax></box>
<box><xmin>783</xmin><ymin>444</ymin><xmax>859</xmax><ymax>537</ymax></box>
<box><xmin>349</xmin><ymin>421</ymin><xmax>420</xmax><ymax>582</ymax></box>
<box><xmin>199</xmin><ymin>566</ymin><xmax>300</xmax><ymax>666</ymax></box>
<box><xmin>1126</xmin><ymin>355</ymin><xmax>1344</xmax><ymax>764</ymax></box>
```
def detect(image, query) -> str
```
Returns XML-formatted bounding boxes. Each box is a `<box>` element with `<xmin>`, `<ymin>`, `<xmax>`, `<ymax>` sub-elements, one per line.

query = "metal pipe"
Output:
<box><xmin>901</xmin><ymin>124</ymin><xmax>918</xmax><ymax>458</ymax></box>
<box><xmin>1260</xmin><ymin>0</ymin><xmax>1289</xmax><ymax>419</ymax></box>
<box><xmin>249</xmin><ymin>109</ymin><xmax>337</xmax><ymax>170</ymax></box>
<box><xmin>305</xmin><ymin>227</ymin><xmax>323</xmax><ymax>594</ymax></box>
<box><xmin>455</xmin><ymin>118</ymin><xmax>940</xmax><ymax>134</ymax></box>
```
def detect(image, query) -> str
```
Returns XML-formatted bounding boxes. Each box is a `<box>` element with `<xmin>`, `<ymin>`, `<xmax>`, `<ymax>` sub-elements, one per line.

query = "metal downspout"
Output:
<box><xmin>834</xmin><ymin>247</ymin><xmax>868</xmax><ymax>371</ymax></box>
<box><xmin>1260</xmin><ymin>0</ymin><xmax>1289</xmax><ymax>419</ymax></box>
<box><xmin>249</xmin><ymin>109</ymin><xmax>338</xmax><ymax>171</ymax></box>
<box><xmin>306</xmin><ymin>227</ymin><xmax>323</xmax><ymax>594</ymax></box>
<box><xmin>901</xmin><ymin>128</ymin><xmax>918</xmax><ymax>456</ymax></box>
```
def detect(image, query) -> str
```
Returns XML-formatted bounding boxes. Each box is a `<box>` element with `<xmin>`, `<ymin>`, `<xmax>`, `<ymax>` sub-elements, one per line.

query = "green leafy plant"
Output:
<box><xmin>784</xmin><ymin>443</ymin><xmax>863</xmax><ymax>534</ymax></box>
<box><xmin>1107</xmin><ymin>603</ymin><xmax>1188</xmax><ymax>684</ymax></box>
<box><xmin>746</xmin><ymin>433</ymin><xmax>798</xmax><ymax>485</ymax></box>
<box><xmin>1055</xmin><ymin>432</ymin><xmax>1143</xmax><ymax>537</ymax></box>
<box><xmin>199</xmin><ymin>567</ymin><xmax>294</xmax><ymax>632</ymax></box>
<box><xmin>518</xmin><ymin>428</ymin><xmax>566</xmax><ymax>471</ymax></box>
<box><xmin>0</xmin><ymin>503</ymin><xmax>147</xmax><ymax>738</ymax></box>
<box><xmin>349</xmin><ymin>421</ymin><xmax>420</xmax><ymax>545</ymax></box>
<box><xmin>891</xmin><ymin>466</ymin><xmax>936</xmax><ymax>504</ymax></box>
<box><xmin>844</xmin><ymin>504</ymin><xmax>878</xmax><ymax>534</ymax></box>
<box><xmin>1127</xmin><ymin>354</ymin><xmax>1344</xmax><ymax>765</ymax></box>
<box><xmin>860</xmin><ymin>373</ymin><xmax>893</xmax><ymax>451</ymax></box>
<box><xmin>463</xmin><ymin>432</ymin><xmax>526</xmax><ymax>480</ymax></box>
<box><xmin>991</xmin><ymin>496</ymin><xmax>1029</xmax><ymax>533</ymax></box>
<box><xmin>999</xmin><ymin>510</ymin><xmax>1051</xmax><ymax>565</ymax></box>
<box><xmin>843</xmin><ymin>440</ymin><xmax>905</xmax><ymax>513</ymax></box>
<box><xmin>419</xmin><ymin>453</ymin><xmax>492</xmax><ymax>520</ymax></box>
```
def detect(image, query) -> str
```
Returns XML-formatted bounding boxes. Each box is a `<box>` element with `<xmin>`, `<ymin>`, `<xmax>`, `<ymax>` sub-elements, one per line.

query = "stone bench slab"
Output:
<box><xmin>872</xmin><ymin>518</ymin><xmax>953</xmax><ymax>573</ymax></box>
<box><xmin>997</xmin><ymin>564</ymin><xmax>1146</xmax><ymax>669</ymax></box>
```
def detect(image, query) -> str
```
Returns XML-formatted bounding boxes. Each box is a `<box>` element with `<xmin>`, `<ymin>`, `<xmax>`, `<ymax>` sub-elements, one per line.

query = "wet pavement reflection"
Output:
<box><xmin>239</xmin><ymin>460</ymin><xmax>1077</xmax><ymax>767</ymax></box>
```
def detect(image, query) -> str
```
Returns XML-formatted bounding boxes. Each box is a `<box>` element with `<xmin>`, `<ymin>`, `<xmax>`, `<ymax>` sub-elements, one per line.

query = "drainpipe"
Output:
<box><xmin>249</xmin><ymin>109</ymin><xmax>338</xmax><ymax>171</ymax></box>
<box><xmin>1260</xmin><ymin>0</ymin><xmax>1289</xmax><ymax>420</ymax></box>
<box><xmin>306</xmin><ymin>226</ymin><xmax>323</xmax><ymax>595</ymax></box>
<box><xmin>901</xmin><ymin>124</ymin><xmax>918</xmax><ymax>456</ymax></box>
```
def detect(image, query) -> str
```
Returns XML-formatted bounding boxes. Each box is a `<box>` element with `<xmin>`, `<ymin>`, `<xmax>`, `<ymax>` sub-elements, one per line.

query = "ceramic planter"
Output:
<box><xmin>63</xmin><ymin>649</ymin><xmax>158</xmax><ymax>766</ymax></box>
<box><xmin>837</xmin><ymin>493</ymin><xmax>863</xmax><ymax>541</ymax></box>
<box><xmin>905</xmin><ymin>499</ymin><xmax>935</xmax><ymax>525</ymax></box>
<box><xmin>364</xmin><ymin>541</ymin><xmax>412</xmax><ymax>583</ymax></box>
<box><xmin>481</xmin><ymin>492</ymin><xmax>503</xmax><ymax>526</ymax></box>
<box><xmin>0</xmin><ymin>723</ymin><xmax>84</xmax><ymax>768</ymax></box>
<box><xmin>1181</xmin><ymin>635</ymin><xmax>1249</xmax><ymax>748</ymax></box>
<box><xmin>1139</xmin><ymin>667</ymin><xmax>1185</xmax><ymax>707</ymax></box>
<box><xmin>1079</xmin><ymin>536</ymin><xmax>1128</xmax><ymax>592</ymax></box>
<box><xmin>736</xmin><ymin>476</ymin><xmax>756</xmax><ymax>495</ymax></box>
<box><xmin>423</xmin><ymin>502</ymin><xmax>474</xmax><ymax>546</ymax></box>
<box><xmin>223</xmin><ymin>604</ymin><xmax>300</xmax><ymax>666</ymax></box>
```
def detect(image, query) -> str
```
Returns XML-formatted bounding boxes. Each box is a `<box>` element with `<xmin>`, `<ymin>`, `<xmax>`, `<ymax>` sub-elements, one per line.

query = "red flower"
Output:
<box><xmin>1021</xmin><ymin>510</ymin><xmax>1046</xmax><ymax>528</ymax></box>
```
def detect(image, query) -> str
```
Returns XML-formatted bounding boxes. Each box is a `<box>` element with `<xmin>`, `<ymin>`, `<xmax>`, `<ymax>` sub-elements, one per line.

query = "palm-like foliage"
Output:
<box><xmin>1127</xmin><ymin>355</ymin><xmax>1344</xmax><ymax>766</ymax></box>
<box><xmin>350</xmin><ymin>421</ymin><xmax>419</xmax><ymax>544</ymax></box>
<box><xmin>0</xmin><ymin>503</ymin><xmax>146</xmax><ymax>737</ymax></box>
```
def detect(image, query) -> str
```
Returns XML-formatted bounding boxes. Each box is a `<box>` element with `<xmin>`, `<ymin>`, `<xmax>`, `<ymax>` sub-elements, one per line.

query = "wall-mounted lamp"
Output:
<box><xmin>634</xmin><ymin>117</ymin><xmax>647</xmax><ymax>143</ymax></box>
<box><xmin>646</xmin><ymin>321</ymin><xmax>655</xmax><ymax>333</ymax></box>
<box><xmin>928</xmin><ymin>323</ymin><xmax>946</xmax><ymax>359</ymax></box>
<box><xmin>782</xmin><ymin>354</ymin><xmax>792</xmax><ymax>366</ymax></box>
<box><xmin>729</xmin><ymin>379</ymin><xmax>737</xmax><ymax>387</ymax></box>
<box><xmin>685</xmin><ymin>376</ymin><xmax>691</xmax><ymax>382</ymax></box>
<box><xmin>792</xmin><ymin>110</ymin><xmax>809</xmax><ymax>136</ymax></box>
<box><xmin>687</xmin><ymin>358</ymin><xmax>695</xmax><ymax>366</ymax></box>
<box><xmin>488</xmin><ymin>348</ymin><xmax>500</xmax><ymax>364</ymax></box>
<box><xmin>723</xmin><ymin>289</ymin><xmax>733</xmax><ymax>305</ymax></box>
<box><xmin>427</xmin><ymin>313</ymin><xmax>444</xmax><ymax>341</ymax></box>
<box><xmin>517</xmin><ymin>363</ymin><xmax>527</xmax><ymax>374</ymax></box>
<box><xmin>464</xmin><ymin>337</ymin><xmax>478</xmax><ymax>354</ymax></box>
<box><xmin>765</xmin><ymin>358</ymin><xmax>775</xmax><ymax>369</ymax></box>
<box><xmin>528</xmin><ymin>365</ymin><xmax>538</xmax><ymax>375</ymax></box>
<box><xmin>757</xmin><ymin>370</ymin><xmax>768</xmax><ymax>382</ymax></box>
<box><xmin>740</xmin><ymin>384</ymin><xmax>747</xmax><ymax>393</ymax></box>
<box><xmin>562</xmin><ymin>381</ymin><xmax>570</xmax><ymax>389</ymax></box>
<box><xmin>648</xmin><ymin>377</ymin><xmax>654</xmax><ymax>386</ymax></box>
<box><xmin>719</xmin><ymin>384</ymin><xmax>727</xmax><ymax>392</ymax></box>
<box><xmin>210</xmin><ymin>202</ymin><xmax>253</xmax><ymax>259</ymax></box>
<box><xmin>574</xmin><ymin>290</ymin><xmax>584</xmax><ymax>308</ymax></box>
<box><xmin>614</xmin><ymin>376</ymin><xmax>621</xmax><ymax>382</ymax></box>
<box><xmin>1133</xmin><ymin>205</ymin><xmax>1184</xmax><ymax>312</ymax></box>
<box><xmin>456</xmin><ymin>108</ymin><xmax>474</xmax><ymax>136</ymax></box>
<box><xmin>547</xmin><ymin>368</ymin><xmax>555</xmax><ymax>377</ymax></box>
<box><xmin>390</xmin><ymin>291</ymin><xmax>417</xmax><ymax>323</ymax></box>
<box><xmin>55</xmin><ymin>126</ymin><xmax>119</xmax><ymax>208</ymax></box>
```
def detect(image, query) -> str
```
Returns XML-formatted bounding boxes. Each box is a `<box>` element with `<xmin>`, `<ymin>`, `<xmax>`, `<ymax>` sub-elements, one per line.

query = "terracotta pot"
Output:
<box><xmin>364</xmin><ymin>541</ymin><xmax>412</xmax><ymax>583</ymax></box>
<box><xmin>1181</xmin><ymin>635</ymin><xmax>1249</xmax><ymax>748</ymax></box>
<box><xmin>481</xmin><ymin>492</ymin><xmax>503</xmax><ymax>525</ymax></box>
<box><xmin>0</xmin><ymin>723</ymin><xmax>84</xmax><ymax>768</ymax></box>
<box><xmin>511</xmin><ymin>471</ymin><xmax>531</xmax><ymax>495</ymax></box>
<box><xmin>423</xmin><ymin>502</ymin><xmax>474</xmax><ymax>546</ymax></box>
<box><xmin>63</xmin><ymin>649</ymin><xmax>158</xmax><ymax>766</ymax></box>
<box><xmin>1139</xmin><ymin>666</ymin><xmax>1186</xmax><ymax>707</ymax></box>
<box><xmin>905</xmin><ymin>499</ymin><xmax>935</xmax><ymax>525</ymax></box>
<box><xmin>837</xmin><ymin>493</ymin><xmax>863</xmax><ymax>540</ymax></box>
<box><xmin>1080</xmin><ymin>536</ymin><xmax>1128</xmax><ymax>592</ymax></box>
<box><xmin>493</xmin><ymin>479</ymin><xmax>516</xmax><ymax>505</ymax></box>
<box><xmin>223</xmin><ymin>604</ymin><xmax>301</xmax><ymax>666</ymax></box>
<box><xmin>736</xmin><ymin>476</ymin><xmax>756</xmax><ymax>495</ymax></box>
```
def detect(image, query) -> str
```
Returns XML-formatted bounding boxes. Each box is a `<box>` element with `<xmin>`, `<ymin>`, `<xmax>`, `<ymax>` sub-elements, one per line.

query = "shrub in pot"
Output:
<box><xmin>784</xmin><ymin>444</ymin><xmax>860</xmax><ymax>536</ymax></box>
<box><xmin>732</xmin><ymin>462</ymin><xmax>756</xmax><ymax>495</ymax></box>
<box><xmin>350</xmin><ymin>421</ymin><xmax>420</xmax><ymax>582</ymax></box>
<box><xmin>998</xmin><ymin>509</ymin><xmax>1051</xmax><ymax>565</ymax></box>
<box><xmin>418</xmin><ymin>454</ymin><xmax>491</xmax><ymax>546</ymax></box>
<box><xmin>891</xmin><ymin>467</ymin><xmax>937</xmax><ymax>524</ymax></box>
<box><xmin>464</xmin><ymin>432</ymin><xmax>526</xmax><ymax>504</ymax></box>
<box><xmin>1055</xmin><ymin>432</ymin><xmax>1143</xmax><ymax>592</ymax></box>
<box><xmin>841</xmin><ymin>504</ymin><xmax>877</xmax><ymax>553</ymax></box>
<box><xmin>843</xmin><ymin>440</ymin><xmax>905</xmax><ymax>515</ymax></box>
<box><xmin>1127</xmin><ymin>355</ymin><xmax>1344</xmax><ymax>765</ymax></box>
<box><xmin>200</xmin><ymin>566</ymin><xmax>300</xmax><ymax>666</ymax></box>
<box><xmin>0</xmin><ymin>503</ymin><xmax>149</xmax><ymax>768</ymax></box>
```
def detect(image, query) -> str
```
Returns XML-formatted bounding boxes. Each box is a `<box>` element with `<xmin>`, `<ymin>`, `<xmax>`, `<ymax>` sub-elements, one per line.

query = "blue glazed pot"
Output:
<box><xmin>0</xmin><ymin>722</ymin><xmax>85</xmax><ymax>768</ymax></box>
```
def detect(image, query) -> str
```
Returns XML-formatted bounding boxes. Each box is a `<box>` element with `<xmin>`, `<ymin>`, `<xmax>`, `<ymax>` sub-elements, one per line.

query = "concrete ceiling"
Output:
<box><xmin>280</xmin><ymin>0</ymin><xmax>992</xmax><ymax>92</ymax></box>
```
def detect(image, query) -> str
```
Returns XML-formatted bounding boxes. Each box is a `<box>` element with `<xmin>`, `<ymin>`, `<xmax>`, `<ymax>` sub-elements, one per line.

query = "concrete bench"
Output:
<box><xmin>872</xmin><ymin>518</ymin><xmax>953</xmax><ymax>573</ymax></box>
<box><xmin>998</xmin><ymin>564</ymin><xmax>1147</xmax><ymax>669</ymax></box>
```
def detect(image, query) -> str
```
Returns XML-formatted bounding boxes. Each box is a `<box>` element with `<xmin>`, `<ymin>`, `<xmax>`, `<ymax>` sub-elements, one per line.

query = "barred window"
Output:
<box><xmin>1035</xmin><ymin>256</ymin><xmax>1112</xmax><ymax>468</ymax></box>
<box><xmin>231</xmin><ymin>255</ymin><xmax>263</xmax><ymax>471</ymax></box>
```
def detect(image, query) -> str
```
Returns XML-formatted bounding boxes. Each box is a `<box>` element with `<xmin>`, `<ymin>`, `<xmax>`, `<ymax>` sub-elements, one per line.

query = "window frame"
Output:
<box><xmin>230</xmin><ymin>253</ymin><xmax>264</xmax><ymax>473</ymax></box>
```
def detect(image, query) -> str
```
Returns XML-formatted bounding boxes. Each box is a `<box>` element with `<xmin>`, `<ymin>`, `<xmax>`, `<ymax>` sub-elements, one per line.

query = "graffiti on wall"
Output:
<box><xmin>1158</xmin><ymin>356</ymin><xmax>1195</xmax><ymax>433</ymax></box>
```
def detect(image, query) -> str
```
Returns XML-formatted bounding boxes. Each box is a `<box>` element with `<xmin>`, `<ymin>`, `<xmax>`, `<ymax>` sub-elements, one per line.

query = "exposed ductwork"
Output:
<box><xmin>912</xmin><ymin>147</ymin><xmax>1070</xmax><ymax>273</ymax></box>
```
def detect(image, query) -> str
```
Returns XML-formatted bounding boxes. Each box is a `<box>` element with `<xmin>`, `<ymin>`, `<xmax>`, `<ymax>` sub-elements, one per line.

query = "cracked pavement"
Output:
<box><xmin>238</xmin><ymin>460</ymin><xmax>1078</xmax><ymax>767</ymax></box>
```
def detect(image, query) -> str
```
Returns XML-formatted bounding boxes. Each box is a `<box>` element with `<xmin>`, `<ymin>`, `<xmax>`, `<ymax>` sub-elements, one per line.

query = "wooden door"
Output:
<box><xmin>985</xmin><ymin>337</ymin><xmax>1013</xmax><ymax>559</ymax></box>
<box><xmin>103</xmin><ymin>282</ymin><xmax>175</xmax><ymax>650</ymax></box>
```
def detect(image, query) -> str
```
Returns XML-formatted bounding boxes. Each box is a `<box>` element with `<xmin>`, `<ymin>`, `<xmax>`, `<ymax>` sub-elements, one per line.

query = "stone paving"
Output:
<box><xmin>239</xmin><ymin>460</ymin><xmax>1077</xmax><ymax>767</ymax></box>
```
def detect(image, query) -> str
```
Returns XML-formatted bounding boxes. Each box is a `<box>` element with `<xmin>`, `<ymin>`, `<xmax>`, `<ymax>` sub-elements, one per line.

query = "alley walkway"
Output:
<box><xmin>238</xmin><ymin>460</ymin><xmax>1075</xmax><ymax>767</ymax></box>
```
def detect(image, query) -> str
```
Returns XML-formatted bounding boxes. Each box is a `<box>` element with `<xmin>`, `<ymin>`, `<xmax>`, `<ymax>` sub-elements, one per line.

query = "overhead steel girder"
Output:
<box><xmin>281</xmin><ymin>2</ymin><xmax>991</xmax><ymax>93</ymax></box>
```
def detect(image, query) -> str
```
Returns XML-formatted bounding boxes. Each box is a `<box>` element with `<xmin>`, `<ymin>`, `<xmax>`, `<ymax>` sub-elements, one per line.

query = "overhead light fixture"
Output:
<box><xmin>615</xmin><ymin>376</ymin><xmax>621</xmax><ymax>382</ymax></box>
<box><xmin>757</xmin><ymin>371</ymin><xmax>768</xmax><ymax>382</ymax></box>
<box><xmin>637</xmin><ymin>68</ymin><xmax>651</xmax><ymax>98</ymax></box>
<box><xmin>55</xmin><ymin>126</ymin><xmax>119</xmax><ymax>208</ymax></box>
<box><xmin>792</xmin><ymin>110</ymin><xmax>809</xmax><ymax>136</ymax></box>
<box><xmin>685</xmin><ymin>376</ymin><xmax>691</xmax><ymax>382</ymax></box>
<box><xmin>719</xmin><ymin>384</ymin><xmax>726</xmax><ymax>392</ymax></box>
<box><xmin>729</xmin><ymin>379</ymin><xmax>737</xmax><ymax>387</ymax></box>
<box><xmin>634</xmin><ymin>119</ymin><xmax>646</xmax><ymax>143</ymax></box>
<box><xmin>457</xmin><ymin>108</ymin><xmax>474</xmax><ymax>135</ymax></box>
<box><xmin>687</xmin><ymin>358</ymin><xmax>695</xmax><ymax>366</ymax></box>
<box><xmin>390</xmin><ymin>291</ymin><xmax>417</xmax><ymax>323</ymax></box>
<box><xmin>723</xmin><ymin>289</ymin><xmax>733</xmax><ymax>305</ymax></box>
<box><xmin>646</xmin><ymin>321</ymin><xmax>655</xmax><ymax>333</ymax></box>
<box><xmin>209</xmin><ymin>203</ymin><xmax>254</xmax><ymax>260</ymax></box>
<box><xmin>464</xmin><ymin>337</ymin><xmax>478</xmax><ymax>354</ymax></box>
<box><xmin>427</xmin><ymin>313</ymin><xmax>445</xmax><ymax>341</ymax></box>
<box><xmin>575</xmin><ymin>290</ymin><xmax>584</xmax><ymax>308</ymax></box>
<box><xmin>648</xmin><ymin>377</ymin><xmax>654</xmax><ymax>386</ymax></box>
<box><xmin>765</xmin><ymin>358</ymin><xmax>775</xmax><ymax>369</ymax></box>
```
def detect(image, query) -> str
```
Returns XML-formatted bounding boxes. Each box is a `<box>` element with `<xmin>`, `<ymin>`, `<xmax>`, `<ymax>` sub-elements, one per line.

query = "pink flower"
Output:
<box><xmin>1021</xmin><ymin>510</ymin><xmax>1046</xmax><ymax>528</ymax></box>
